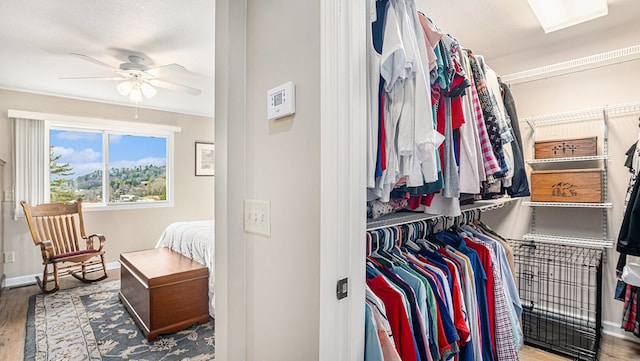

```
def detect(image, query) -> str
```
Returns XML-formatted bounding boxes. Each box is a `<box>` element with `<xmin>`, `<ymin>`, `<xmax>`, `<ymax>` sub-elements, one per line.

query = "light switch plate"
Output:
<box><xmin>244</xmin><ymin>199</ymin><xmax>271</xmax><ymax>236</ymax></box>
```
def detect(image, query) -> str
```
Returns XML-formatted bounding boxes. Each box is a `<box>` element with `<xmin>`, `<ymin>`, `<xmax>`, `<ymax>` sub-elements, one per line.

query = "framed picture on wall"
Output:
<box><xmin>195</xmin><ymin>142</ymin><xmax>215</xmax><ymax>176</ymax></box>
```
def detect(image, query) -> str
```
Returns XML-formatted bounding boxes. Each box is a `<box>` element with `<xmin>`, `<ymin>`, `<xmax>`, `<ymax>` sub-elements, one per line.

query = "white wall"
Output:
<box><xmin>215</xmin><ymin>0</ymin><xmax>323</xmax><ymax>360</ymax></box>
<box><xmin>0</xmin><ymin>89</ymin><xmax>214</xmax><ymax>278</ymax></box>
<box><xmin>244</xmin><ymin>1</ymin><xmax>322</xmax><ymax>359</ymax></box>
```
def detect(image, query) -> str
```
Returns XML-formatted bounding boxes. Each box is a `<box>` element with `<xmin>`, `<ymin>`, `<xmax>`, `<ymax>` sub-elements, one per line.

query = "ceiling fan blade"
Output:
<box><xmin>60</xmin><ymin>76</ymin><xmax>125</xmax><ymax>80</ymax></box>
<box><xmin>146</xmin><ymin>63</ymin><xmax>188</xmax><ymax>77</ymax></box>
<box><xmin>148</xmin><ymin>79</ymin><xmax>201</xmax><ymax>95</ymax></box>
<box><xmin>70</xmin><ymin>53</ymin><xmax>118</xmax><ymax>71</ymax></box>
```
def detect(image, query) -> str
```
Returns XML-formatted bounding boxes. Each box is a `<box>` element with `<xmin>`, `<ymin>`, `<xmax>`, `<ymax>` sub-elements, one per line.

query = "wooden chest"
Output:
<box><xmin>530</xmin><ymin>169</ymin><xmax>602</xmax><ymax>203</ymax></box>
<box><xmin>534</xmin><ymin>137</ymin><xmax>597</xmax><ymax>159</ymax></box>
<box><xmin>119</xmin><ymin>248</ymin><xmax>210</xmax><ymax>341</ymax></box>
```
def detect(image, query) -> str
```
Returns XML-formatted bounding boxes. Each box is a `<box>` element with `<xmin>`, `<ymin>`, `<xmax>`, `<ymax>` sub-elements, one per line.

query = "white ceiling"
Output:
<box><xmin>0</xmin><ymin>1</ymin><xmax>638</xmax><ymax>119</ymax></box>
<box><xmin>420</xmin><ymin>0</ymin><xmax>640</xmax><ymax>74</ymax></box>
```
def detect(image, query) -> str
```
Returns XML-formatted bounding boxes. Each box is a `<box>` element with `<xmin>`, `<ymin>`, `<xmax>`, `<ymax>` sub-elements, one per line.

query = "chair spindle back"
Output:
<box><xmin>21</xmin><ymin>200</ymin><xmax>87</xmax><ymax>257</ymax></box>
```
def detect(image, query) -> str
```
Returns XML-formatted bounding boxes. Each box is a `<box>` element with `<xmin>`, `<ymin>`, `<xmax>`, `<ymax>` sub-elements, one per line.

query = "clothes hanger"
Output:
<box><xmin>368</xmin><ymin>231</ymin><xmax>384</xmax><ymax>260</ymax></box>
<box><xmin>419</xmin><ymin>220</ymin><xmax>428</xmax><ymax>239</ymax></box>
<box><xmin>453</xmin><ymin>212</ymin><xmax>475</xmax><ymax>236</ymax></box>
<box><xmin>366</xmin><ymin>234</ymin><xmax>385</xmax><ymax>278</ymax></box>
<box><xmin>371</xmin><ymin>229</ymin><xmax>394</xmax><ymax>267</ymax></box>
<box><xmin>394</xmin><ymin>225</ymin><xmax>403</xmax><ymax>248</ymax></box>
<box><xmin>368</xmin><ymin>231</ymin><xmax>379</xmax><ymax>255</ymax></box>
<box><xmin>412</xmin><ymin>217</ymin><xmax>446</xmax><ymax>251</ymax></box>
<box><xmin>464</xmin><ymin>210</ymin><xmax>480</xmax><ymax>231</ymax></box>
<box><xmin>466</xmin><ymin>209</ymin><xmax>476</xmax><ymax>223</ymax></box>
<box><xmin>445</xmin><ymin>216</ymin><xmax>461</xmax><ymax>233</ymax></box>
<box><xmin>403</xmin><ymin>222</ymin><xmax>423</xmax><ymax>252</ymax></box>
<box><xmin>388</xmin><ymin>226</ymin><xmax>408</xmax><ymax>265</ymax></box>
<box><xmin>386</xmin><ymin>226</ymin><xmax>409</xmax><ymax>265</ymax></box>
<box><xmin>416</xmin><ymin>238</ymin><xmax>440</xmax><ymax>252</ymax></box>
<box><xmin>430</xmin><ymin>217</ymin><xmax>442</xmax><ymax>234</ymax></box>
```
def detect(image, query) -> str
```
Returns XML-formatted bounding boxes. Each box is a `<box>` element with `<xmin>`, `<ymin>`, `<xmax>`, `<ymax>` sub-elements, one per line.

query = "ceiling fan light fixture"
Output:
<box><xmin>117</xmin><ymin>78</ymin><xmax>156</xmax><ymax>103</ymax></box>
<box><xmin>116</xmin><ymin>80</ymin><xmax>133</xmax><ymax>96</ymax></box>
<box><xmin>140</xmin><ymin>82</ymin><xmax>157</xmax><ymax>99</ymax></box>
<box><xmin>129</xmin><ymin>87</ymin><xmax>143</xmax><ymax>103</ymax></box>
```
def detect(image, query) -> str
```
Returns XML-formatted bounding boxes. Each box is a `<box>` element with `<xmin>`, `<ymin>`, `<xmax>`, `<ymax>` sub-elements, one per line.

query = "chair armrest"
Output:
<box><xmin>36</xmin><ymin>240</ymin><xmax>55</xmax><ymax>262</ymax></box>
<box><xmin>85</xmin><ymin>234</ymin><xmax>106</xmax><ymax>251</ymax></box>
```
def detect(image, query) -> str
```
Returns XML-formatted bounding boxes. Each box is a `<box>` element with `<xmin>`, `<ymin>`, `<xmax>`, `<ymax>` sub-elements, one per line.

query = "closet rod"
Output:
<box><xmin>366</xmin><ymin>198</ymin><xmax>517</xmax><ymax>232</ymax></box>
<box><xmin>521</xmin><ymin>101</ymin><xmax>640</xmax><ymax>125</ymax></box>
<box><xmin>501</xmin><ymin>44</ymin><xmax>640</xmax><ymax>85</ymax></box>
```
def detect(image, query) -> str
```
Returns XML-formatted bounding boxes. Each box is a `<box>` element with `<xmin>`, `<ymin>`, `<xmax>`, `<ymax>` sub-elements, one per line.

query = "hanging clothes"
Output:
<box><xmin>615</xmin><ymin>129</ymin><xmax>640</xmax><ymax>338</ymax></box>
<box><xmin>366</xmin><ymin>2</ymin><xmax>530</xmax><ymax>220</ymax></box>
<box><xmin>493</xmin><ymin>75</ymin><xmax>530</xmax><ymax>198</ymax></box>
<box><xmin>367</xmin><ymin>284</ymin><xmax>406</xmax><ymax>361</ymax></box>
<box><xmin>617</xmin><ymin>137</ymin><xmax>640</xmax><ymax>257</ymax></box>
<box><xmin>365</xmin><ymin>216</ymin><xmax>522</xmax><ymax>361</ymax></box>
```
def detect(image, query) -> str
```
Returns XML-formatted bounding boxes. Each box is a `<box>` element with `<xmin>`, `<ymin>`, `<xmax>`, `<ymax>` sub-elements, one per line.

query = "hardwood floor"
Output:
<box><xmin>0</xmin><ymin>271</ymin><xmax>121</xmax><ymax>360</ymax></box>
<box><xmin>600</xmin><ymin>334</ymin><xmax>640</xmax><ymax>360</ymax></box>
<box><xmin>519</xmin><ymin>338</ymin><xmax>640</xmax><ymax>361</ymax></box>
<box><xmin>1</xmin><ymin>270</ymin><xmax>639</xmax><ymax>360</ymax></box>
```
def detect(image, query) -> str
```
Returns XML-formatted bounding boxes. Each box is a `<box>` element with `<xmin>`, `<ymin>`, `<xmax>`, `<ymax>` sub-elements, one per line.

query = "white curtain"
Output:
<box><xmin>12</xmin><ymin>117</ymin><xmax>45</xmax><ymax>220</ymax></box>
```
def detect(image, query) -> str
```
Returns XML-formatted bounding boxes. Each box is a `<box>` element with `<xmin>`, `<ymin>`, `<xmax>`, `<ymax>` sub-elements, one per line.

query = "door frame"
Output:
<box><xmin>318</xmin><ymin>0</ymin><xmax>367</xmax><ymax>360</ymax></box>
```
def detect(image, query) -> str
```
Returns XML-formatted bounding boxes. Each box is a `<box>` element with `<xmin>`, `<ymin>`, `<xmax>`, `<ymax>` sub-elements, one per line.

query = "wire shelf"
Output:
<box><xmin>366</xmin><ymin>198</ymin><xmax>519</xmax><ymax>231</ymax></box>
<box><xmin>521</xmin><ymin>101</ymin><xmax>640</xmax><ymax>126</ymax></box>
<box><xmin>605</xmin><ymin>101</ymin><xmax>640</xmax><ymax>117</ymax></box>
<box><xmin>501</xmin><ymin>44</ymin><xmax>640</xmax><ymax>85</ymax></box>
<box><xmin>522</xmin><ymin>202</ymin><xmax>612</xmax><ymax>209</ymax></box>
<box><xmin>524</xmin><ymin>109</ymin><xmax>604</xmax><ymax>125</ymax></box>
<box><xmin>526</xmin><ymin>155</ymin><xmax>609</xmax><ymax>165</ymax></box>
<box><xmin>521</xmin><ymin>233</ymin><xmax>613</xmax><ymax>249</ymax></box>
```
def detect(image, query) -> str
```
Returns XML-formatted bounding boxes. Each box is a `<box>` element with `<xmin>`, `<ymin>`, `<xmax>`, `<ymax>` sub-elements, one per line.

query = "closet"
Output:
<box><xmin>362</xmin><ymin>0</ymin><xmax>640</xmax><ymax>360</ymax></box>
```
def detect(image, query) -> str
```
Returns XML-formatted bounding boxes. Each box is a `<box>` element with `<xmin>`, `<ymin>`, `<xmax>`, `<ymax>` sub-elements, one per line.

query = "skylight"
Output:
<box><xmin>527</xmin><ymin>0</ymin><xmax>608</xmax><ymax>33</ymax></box>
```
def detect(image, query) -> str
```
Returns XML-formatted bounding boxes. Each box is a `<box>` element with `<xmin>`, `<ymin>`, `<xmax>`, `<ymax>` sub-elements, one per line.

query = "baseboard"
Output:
<box><xmin>603</xmin><ymin>321</ymin><xmax>640</xmax><ymax>344</ymax></box>
<box><xmin>4</xmin><ymin>262</ymin><xmax>121</xmax><ymax>288</ymax></box>
<box><xmin>0</xmin><ymin>273</ymin><xmax>6</xmax><ymax>297</ymax></box>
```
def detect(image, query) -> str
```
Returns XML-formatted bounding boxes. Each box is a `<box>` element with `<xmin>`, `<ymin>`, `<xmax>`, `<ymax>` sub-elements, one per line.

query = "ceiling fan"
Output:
<box><xmin>62</xmin><ymin>53</ymin><xmax>202</xmax><ymax>103</ymax></box>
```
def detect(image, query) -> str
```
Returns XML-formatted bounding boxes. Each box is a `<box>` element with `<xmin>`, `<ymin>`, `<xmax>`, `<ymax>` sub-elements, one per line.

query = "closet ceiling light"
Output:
<box><xmin>527</xmin><ymin>0</ymin><xmax>608</xmax><ymax>33</ymax></box>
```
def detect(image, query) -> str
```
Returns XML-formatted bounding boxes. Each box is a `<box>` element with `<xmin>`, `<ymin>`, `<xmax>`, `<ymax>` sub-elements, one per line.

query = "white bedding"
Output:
<box><xmin>155</xmin><ymin>219</ymin><xmax>215</xmax><ymax>317</ymax></box>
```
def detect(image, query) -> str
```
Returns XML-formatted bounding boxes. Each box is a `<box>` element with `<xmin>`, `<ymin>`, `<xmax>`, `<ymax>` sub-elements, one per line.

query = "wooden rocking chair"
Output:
<box><xmin>20</xmin><ymin>198</ymin><xmax>108</xmax><ymax>293</ymax></box>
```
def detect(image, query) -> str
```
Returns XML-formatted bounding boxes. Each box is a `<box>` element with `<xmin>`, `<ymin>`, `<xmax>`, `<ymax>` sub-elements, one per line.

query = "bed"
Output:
<box><xmin>155</xmin><ymin>219</ymin><xmax>215</xmax><ymax>318</ymax></box>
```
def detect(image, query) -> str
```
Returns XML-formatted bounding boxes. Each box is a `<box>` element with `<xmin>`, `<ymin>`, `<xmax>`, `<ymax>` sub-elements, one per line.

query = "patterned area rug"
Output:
<box><xmin>24</xmin><ymin>280</ymin><xmax>215</xmax><ymax>361</ymax></box>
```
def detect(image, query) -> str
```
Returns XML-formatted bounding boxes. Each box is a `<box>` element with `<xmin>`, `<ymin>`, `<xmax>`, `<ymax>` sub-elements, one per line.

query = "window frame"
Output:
<box><xmin>11</xmin><ymin>111</ymin><xmax>182</xmax><ymax>211</ymax></box>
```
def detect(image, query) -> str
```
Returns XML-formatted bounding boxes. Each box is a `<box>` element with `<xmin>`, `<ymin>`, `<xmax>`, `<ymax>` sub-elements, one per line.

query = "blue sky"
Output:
<box><xmin>51</xmin><ymin>129</ymin><xmax>167</xmax><ymax>177</ymax></box>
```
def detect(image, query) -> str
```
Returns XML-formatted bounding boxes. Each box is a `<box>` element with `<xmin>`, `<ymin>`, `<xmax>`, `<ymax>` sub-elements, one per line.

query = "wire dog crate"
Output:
<box><xmin>510</xmin><ymin>240</ymin><xmax>603</xmax><ymax>361</ymax></box>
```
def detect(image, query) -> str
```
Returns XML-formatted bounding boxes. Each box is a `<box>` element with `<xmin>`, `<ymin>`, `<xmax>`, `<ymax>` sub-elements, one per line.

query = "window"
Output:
<box><xmin>11</xmin><ymin>110</ymin><xmax>179</xmax><ymax>213</ymax></box>
<box><xmin>48</xmin><ymin>123</ymin><xmax>173</xmax><ymax>208</ymax></box>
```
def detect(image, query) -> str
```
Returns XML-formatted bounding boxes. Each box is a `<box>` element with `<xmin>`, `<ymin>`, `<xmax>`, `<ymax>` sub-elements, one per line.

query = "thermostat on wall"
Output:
<box><xmin>267</xmin><ymin>81</ymin><xmax>295</xmax><ymax>120</ymax></box>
